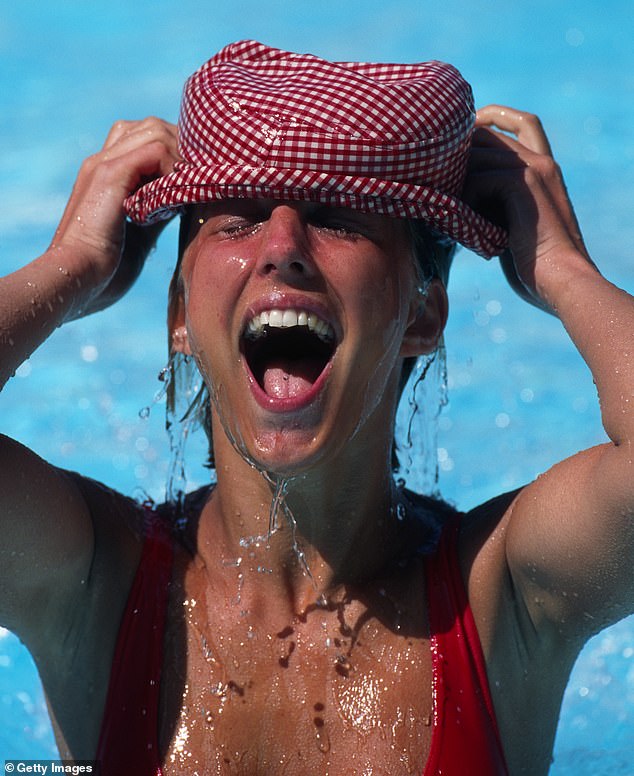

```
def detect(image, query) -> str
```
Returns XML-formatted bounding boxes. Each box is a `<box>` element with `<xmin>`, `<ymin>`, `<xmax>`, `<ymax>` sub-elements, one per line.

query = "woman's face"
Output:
<box><xmin>173</xmin><ymin>199</ymin><xmax>441</xmax><ymax>475</ymax></box>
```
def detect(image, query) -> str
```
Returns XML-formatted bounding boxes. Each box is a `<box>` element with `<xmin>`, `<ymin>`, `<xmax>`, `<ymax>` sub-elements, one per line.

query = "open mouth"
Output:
<box><xmin>241</xmin><ymin>308</ymin><xmax>337</xmax><ymax>403</ymax></box>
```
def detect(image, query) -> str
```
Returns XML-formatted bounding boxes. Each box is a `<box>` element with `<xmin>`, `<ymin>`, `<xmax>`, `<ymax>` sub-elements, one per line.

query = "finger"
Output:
<box><xmin>473</xmin><ymin>126</ymin><xmax>545</xmax><ymax>163</ymax></box>
<box><xmin>101</xmin><ymin>119</ymin><xmax>179</xmax><ymax>162</ymax></box>
<box><xmin>55</xmin><ymin>139</ymin><xmax>178</xmax><ymax>242</ymax></box>
<box><xmin>102</xmin><ymin>117</ymin><xmax>178</xmax><ymax>149</ymax></box>
<box><xmin>102</xmin><ymin>120</ymin><xmax>135</xmax><ymax>149</ymax></box>
<box><xmin>95</xmin><ymin>140</ymin><xmax>180</xmax><ymax>203</ymax></box>
<box><xmin>476</xmin><ymin>105</ymin><xmax>553</xmax><ymax>156</ymax></box>
<box><xmin>58</xmin><ymin>119</ymin><xmax>178</xmax><ymax>236</ymax></box>
<box><xmin>102</xmin><ymin>117</ymin><xmax>178</xmax><ymax>153</ymax></box>
<box><xmin>472</xmin><ymin>126</ymin><xmax>562</xmax><ymax>191</ymax></box>
<box><xmin>464</xmin><ymin>165</ymin><xmax>589</xmax><ymax>262</ymax></box>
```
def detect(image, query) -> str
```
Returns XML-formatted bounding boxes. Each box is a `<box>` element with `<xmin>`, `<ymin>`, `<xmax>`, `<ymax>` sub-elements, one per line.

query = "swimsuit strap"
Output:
<box><xmin>424</xmin><ymin>516</ymin><xmax>509</xmax><ymax>775</ymax></box>
<box><xmin>96</xmin><ymin>510</ymin><xmax>173</xmax><ymax>775</ymax></box>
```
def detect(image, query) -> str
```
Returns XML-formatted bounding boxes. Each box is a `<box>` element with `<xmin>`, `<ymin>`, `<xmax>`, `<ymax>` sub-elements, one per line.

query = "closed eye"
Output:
<box><xmin>214</xmin><ymin>217</ymin><xmax>264</xmax><ymax>239</ymax></box>
<box><xmin>314</xmin><ymin>222</ymin><xmax>361</xmax><ymax>238</ymax></box>
<box><xmin>309</xmin><ymin>210</ymin><xmax>367</xmax><ymax>240</ymax></box>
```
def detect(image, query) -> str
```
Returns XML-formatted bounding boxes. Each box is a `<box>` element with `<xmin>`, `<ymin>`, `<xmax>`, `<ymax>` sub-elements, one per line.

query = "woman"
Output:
<box><xmin>1</xmin><ymin>40</ymin><xmax>632</xmax><ymax>775</ymax></box>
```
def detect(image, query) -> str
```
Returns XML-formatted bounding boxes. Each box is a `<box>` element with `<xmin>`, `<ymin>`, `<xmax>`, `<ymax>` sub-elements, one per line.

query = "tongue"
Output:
<box><xmin>262</xmin><ymin>358</ymin><xmax>322</xmax><ymax>399</ymax></box>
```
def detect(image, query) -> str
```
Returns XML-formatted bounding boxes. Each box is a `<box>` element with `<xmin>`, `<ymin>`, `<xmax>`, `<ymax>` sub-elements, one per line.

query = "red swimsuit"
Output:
<box><xmin>95</xmin><ymin>513</ymin><xmax>172</xmax><ymax>773</ymax></box>
<box><xmin>96</xmin><ymin>515</ymin><xmax>509</xmax><ymax>775</ymax></box>
<box><xmin>423</xmin><ymin>518</ymin><xmax>509</xmax><ymax>774</ymax></box>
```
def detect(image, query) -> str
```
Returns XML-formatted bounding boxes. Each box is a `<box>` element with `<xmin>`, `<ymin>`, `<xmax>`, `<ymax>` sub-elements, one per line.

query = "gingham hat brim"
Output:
<box><xmin>124</xmin><ymin>162</ymin><xmax>507</xmax><ymax>258</ymax></box>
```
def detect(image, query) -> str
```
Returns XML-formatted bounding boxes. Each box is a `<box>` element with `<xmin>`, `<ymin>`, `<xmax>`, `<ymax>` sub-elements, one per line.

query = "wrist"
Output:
<box><xmin>533</xmin><ymin>248</ymin><xmax>600</xmax><ymax>315</ymax></box>
<box><xmin>28</xmin><ymin>247</ymin><xmax>99</xmax><ymax>324</ymax></box>
<box><xmin>43</xmin><ymin>243</ymin><xmax>113</xmax><ymax>322</ymax></box>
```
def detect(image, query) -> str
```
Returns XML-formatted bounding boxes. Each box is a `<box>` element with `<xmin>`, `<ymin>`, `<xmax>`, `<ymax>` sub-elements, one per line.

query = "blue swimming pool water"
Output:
<box><xmin>0</xmin><ymin>1</ymin><xmax>632</xmax><ymax>770</ymax></box>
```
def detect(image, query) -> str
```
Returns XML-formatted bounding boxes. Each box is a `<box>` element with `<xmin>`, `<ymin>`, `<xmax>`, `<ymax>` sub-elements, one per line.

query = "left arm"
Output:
<box><xmin>466</xmin><ymin>106</ymin><xmax>634</xmax><ymax>638</ymax></box>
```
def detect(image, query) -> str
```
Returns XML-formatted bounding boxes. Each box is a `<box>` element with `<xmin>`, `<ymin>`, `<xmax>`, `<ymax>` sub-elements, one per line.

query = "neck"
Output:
<box><xmin>193</xmin><ymin>410</ymin><xmax>418</xmax><ymax>618</ymax></box>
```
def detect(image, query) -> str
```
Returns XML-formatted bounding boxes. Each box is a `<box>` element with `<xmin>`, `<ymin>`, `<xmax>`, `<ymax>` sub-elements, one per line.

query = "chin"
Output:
<box><xmin>248</xmin><ymin>427</ymin><xmax>333</xmax><ymax>478</ymax></box>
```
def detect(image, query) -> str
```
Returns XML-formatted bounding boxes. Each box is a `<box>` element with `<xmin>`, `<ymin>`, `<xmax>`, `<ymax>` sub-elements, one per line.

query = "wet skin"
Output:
<box><xmin>41</xmin><ymin>479</ymin><xmax>570</xmax><ymax>775</ymax></box>
<box><xmin>41</xmin><ymin>200</ymin><xmax>570</xmax><ymax>774</ymax></box>
<box><xmin>152</xmin><ymin>201</ymin><xmax>566</xmax><ymax>772</ymax></box>
<box><xmin>158</xmin><ymin>497</ymin><xmax>440</xmax><ymax>774</ymax></box>
<box><xmin>3</xmin><ymin>109</ymin><xmax>633</xmax><ymax>776</ymax></box>
<box><xmin>171</xmin><ymin>199</ymin><xmax>438</xmax><ymax>475</ymax></box>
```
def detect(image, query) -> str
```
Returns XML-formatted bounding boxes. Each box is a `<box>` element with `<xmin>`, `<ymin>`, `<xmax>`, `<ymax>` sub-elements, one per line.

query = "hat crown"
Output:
<box><xmin>179</xmin><ymin>40</ymin><xmax>475</xmax><ymax>195</ymax></box>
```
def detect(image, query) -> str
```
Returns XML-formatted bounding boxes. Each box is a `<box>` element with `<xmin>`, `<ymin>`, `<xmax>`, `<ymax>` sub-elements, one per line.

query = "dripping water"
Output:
<box><xmin>141</xmin><ymin>347</ymin><xmax>445</xmax><ymax>595</ymax></box>
<box><xmin>279</xmin><ymin>494</ymin><xmax>318</xmax><ymax>588</ymax></box>
<box><xmin>394</xmin><ymin>345</ymin><xmax>448</xmax><ymax>497</ymax></box>
<box><xmin>265</xmin><ymin>473</ymin><xmax>288</xmax><ymax>536</ymax></box>
<box><xmin>140</xmin><ymin>353</ymin><xmax>206</xmax><ymax>530</ymax></box>
<box><xmin>238</xmin><ymin>473</ymin><xmax>318</xmax><ymax>588</ymax></box>
<box><xmin>147</xmin><ymin>355</ymin><xmax>321</xmax><ymax>587</ymax></box>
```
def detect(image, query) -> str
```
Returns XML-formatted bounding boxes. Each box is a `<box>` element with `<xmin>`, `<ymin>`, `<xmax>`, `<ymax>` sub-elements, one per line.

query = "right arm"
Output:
<box><xmin>0</xmin><ymin>118</ymin><xmax>178</xmax><ymax>641</ymax></box>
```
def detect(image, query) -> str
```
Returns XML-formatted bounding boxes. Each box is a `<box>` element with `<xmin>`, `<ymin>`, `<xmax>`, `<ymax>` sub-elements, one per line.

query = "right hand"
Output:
<box><xmin>51</xmin><ymin>117</ymin><xmax>179</xmax><ymax>320</ymax></box>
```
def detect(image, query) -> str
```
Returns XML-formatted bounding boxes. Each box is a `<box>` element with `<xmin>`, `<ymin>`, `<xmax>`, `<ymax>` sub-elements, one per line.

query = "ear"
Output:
<box><xmin>167</xmin><ymin>278</ymin><xmax>193</xmax><ymax>356</ymax></box>
<box><xmin>400</xmin><ymin>279</ymin><xmax>448</xmax><ymax>357</ymax></box>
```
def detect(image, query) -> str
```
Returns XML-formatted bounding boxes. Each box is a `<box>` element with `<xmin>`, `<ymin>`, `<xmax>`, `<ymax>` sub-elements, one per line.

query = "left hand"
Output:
<box><xmin>464</xmin><ymin>104</ymin><xmax>593</xmax><ymax>313</ymax></box>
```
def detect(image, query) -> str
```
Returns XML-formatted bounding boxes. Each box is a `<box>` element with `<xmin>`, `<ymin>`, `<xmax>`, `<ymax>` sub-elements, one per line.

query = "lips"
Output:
<box><xmin>240</xmin><ymin>305</ymin><xmax>338</xmax><ymax>408</ymax></box>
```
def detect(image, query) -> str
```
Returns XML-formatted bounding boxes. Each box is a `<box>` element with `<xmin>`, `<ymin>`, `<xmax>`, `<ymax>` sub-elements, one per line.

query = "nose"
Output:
<box><xmin>255</xmin><ymin>204</ymin><xmax>316</xmax><ymax>280</ymax></box>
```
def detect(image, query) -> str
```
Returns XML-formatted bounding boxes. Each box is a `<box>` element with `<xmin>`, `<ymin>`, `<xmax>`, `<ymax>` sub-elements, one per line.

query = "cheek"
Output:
<box><xmin>184</xmin><ymin>252</ymin><xmax>253</xmax><ymax>340</ymax></box>
<box><xmin>351</xmin><ymin>262</ymin><xmax>412</xmax><ymax>351</ymax></box>
<box><xmin>341</xmin><ymin>263</ymin><xmax>413</xmax><ymax>435</ymax></box>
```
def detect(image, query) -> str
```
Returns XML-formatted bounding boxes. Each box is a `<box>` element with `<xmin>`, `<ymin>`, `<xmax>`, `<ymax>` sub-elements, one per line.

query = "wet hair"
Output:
<box><xmin>406</xmin><ymin>220</ymin><xmax>455</xmax><ymax>287</ymax></box>
<box><xmin>399</xmin><ymin>221</ymin><xmax>455</xmax><ymax>394</ymax></box>
<box><xmin>167</xmin><ymin>210</ymin><xmax>455</xmax><ymax>470</ymax></box>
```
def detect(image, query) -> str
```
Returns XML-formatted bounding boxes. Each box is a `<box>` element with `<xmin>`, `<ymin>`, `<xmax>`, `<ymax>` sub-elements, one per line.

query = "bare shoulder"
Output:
<box><xmin>0</xmin><ymin>433</ymin><xmax>144</xmax><ymax>649</ymax></box>
<box><xmin>457</xmin><ymin>488</ymin><xmax>581</xmax><ymax>772</ymax></box>
<box><xmin>36</xmin><ymin>472</ymin><xmax>154</xmax><ymax>756</ymax></box>
<box><xmin>0</xmin><ymin>440</ymin><xmax>152</xmax><ymax>755</ymax></box>
<box><xmin>499</xmin><ymin>443</ymin><xmax>634</xmax><ymax>639</ymax></box>
<box><xmin>456</xmin><ymin>488</ymin><xmax>526</xmax><ymax>656</ymax></box>
<box><xmin>457</xmin><ymin>488</ymin><xmax>520</xmax><ymax>594</ymax></box>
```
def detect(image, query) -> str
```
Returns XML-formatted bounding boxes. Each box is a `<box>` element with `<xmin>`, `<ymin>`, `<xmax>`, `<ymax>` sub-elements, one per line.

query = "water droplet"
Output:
<box><xmin>334</xmin><ymin>654</ymin><xmax>352</xmax><ymax>677</ymax></box>
<box><xmin>315</xmin><ymin>725</ymin><xmax>330</xmax><ymax>753</ymax></box>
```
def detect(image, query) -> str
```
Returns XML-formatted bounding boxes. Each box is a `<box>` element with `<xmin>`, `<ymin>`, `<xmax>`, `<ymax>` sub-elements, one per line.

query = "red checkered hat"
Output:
<box><xmin>124</xmin><ymin>40</ymin><xmax>507</xmax><ymax>258</ymax></box>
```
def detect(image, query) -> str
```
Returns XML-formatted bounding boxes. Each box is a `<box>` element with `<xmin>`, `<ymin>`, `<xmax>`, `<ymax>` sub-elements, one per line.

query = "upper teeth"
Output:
<box><xmin>246</xmin><ymin>309</ymin><xmax>335</xmax><ymax>342</ymax></box>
